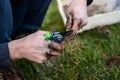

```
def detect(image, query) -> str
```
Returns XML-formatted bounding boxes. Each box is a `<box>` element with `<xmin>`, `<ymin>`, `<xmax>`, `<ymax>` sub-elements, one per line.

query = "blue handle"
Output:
<box><xmin>48</xmin><ymin>32</ymin><xmax>64</xmax><ymax>44</ymax></box>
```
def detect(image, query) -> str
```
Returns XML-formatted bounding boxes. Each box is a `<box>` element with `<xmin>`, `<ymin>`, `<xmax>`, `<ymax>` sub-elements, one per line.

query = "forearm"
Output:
<box><xmin>72</xmin><ymin>0</ymin><xmax>87</xmax><ymax>5</ymax></box>
<box><xmin>8</xmin><ymin>39</ymin><xmax>23</xmax><ymax>60</ymax></box>
<box><xmin>72</xmin><ymin>0</ymin><xmax>93</xmax><ymax>5</ymax></box>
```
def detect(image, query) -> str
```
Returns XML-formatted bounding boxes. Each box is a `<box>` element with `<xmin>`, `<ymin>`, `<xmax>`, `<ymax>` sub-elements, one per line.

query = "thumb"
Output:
<box><xmin>66</xmin><ymin>14</ymin><xmax>73</xmax><ymax>31</ymax></box>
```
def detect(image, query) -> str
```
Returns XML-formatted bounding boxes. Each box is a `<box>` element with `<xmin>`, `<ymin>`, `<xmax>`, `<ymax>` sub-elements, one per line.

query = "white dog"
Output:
<box><xmin>56</xmin><ymin>0</ymin><xmax>120</xmax><ymax>33</ymax></box>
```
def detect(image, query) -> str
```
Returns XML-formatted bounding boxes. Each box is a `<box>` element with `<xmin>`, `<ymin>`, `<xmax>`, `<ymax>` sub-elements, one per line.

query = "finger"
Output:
<box><xmin>48</xmin><ymin>41</ymin><xmax>63</xmax><ymax>51</ymax></box>
<box><xmin>50</xmin><ymin>51</ymin><xmax>61</xmax><ymax>56</ymax></box>
<box><xmin>47</xmin><ymin>51</ymin><xmax>60</xmax><ymax>56</ymax></box>
<box><xmin>45</xmin><ymin>50</ymin><xmax>61</xmax><ymax>59</ymax></box>
<box><xmin>38</xmin><ymin>56</ymin><xmax>47</xmax><ymax>63</ymax></box>
<box><xmin>66</xmin><ymin>13</ymin><xmax>73</xmax><ymax>31</ymax></box>
<box><xmin>48</xmin><ymin>54</ymin><xmax>62</xmax><ymax>60</ymax></box>
<box><xmin>31</xmin><ymin>55</ymin><xmax>47</xmax><ymax>64</ymax></box>
<box><xmin>71</xmin><ymin>18</ymin><xmax>81</xmax><ymax>32</ymax></box>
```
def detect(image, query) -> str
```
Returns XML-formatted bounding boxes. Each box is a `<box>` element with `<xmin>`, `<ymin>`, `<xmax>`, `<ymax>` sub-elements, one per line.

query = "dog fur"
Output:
<box><xmin>56</xmin><ymin>0</ymin><xmax>120</xmax><ymax>33</ymax></box>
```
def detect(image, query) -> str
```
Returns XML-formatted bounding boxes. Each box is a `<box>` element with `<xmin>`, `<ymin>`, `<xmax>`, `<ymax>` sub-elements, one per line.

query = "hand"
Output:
<box><xmin>8</xmin><ymin>30</ymin><xmax>63</xmax><ymax>63</ymax></box>
<box><xmin>66</xmin><ymin>0</ymin><xmax>87</xmax><ymax>32</ymax></box>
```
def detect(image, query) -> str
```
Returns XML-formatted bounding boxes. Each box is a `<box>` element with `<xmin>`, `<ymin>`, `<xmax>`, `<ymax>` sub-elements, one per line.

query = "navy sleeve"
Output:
<box><xmin>87</xmin><ymin>0</ymin><xmax>93</xmax><ymax>5</ymax></box>
<box><xmin>0</xmin><ymin>43</ymin><xmax>11</xmax><ymax>69</ymax></box>
<box><xmin>21</xmin><ymin>0</ymin><xmax>52</xmax><ymax>31</ymax></box>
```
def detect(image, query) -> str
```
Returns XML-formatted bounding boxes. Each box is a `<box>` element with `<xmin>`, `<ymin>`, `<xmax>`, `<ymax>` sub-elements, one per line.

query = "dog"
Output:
<box><xmin>56</xmin><ymin>0</ymin><xmax>120</xmax><ymax>33</ymax></box>
<box><xmin>56</xmin><ymin>0</ymin><xmax>120</xmax><ymax>65</ymax></box>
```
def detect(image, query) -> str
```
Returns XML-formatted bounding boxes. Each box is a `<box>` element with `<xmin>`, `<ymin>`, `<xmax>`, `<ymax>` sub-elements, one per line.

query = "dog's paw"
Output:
<box><xmin>97</xmin><ymin>27</ymin><xmax>111</xmax><ymax>37</ymax></box>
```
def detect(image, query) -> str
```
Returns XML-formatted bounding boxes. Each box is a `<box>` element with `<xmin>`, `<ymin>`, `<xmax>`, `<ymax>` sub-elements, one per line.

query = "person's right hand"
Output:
<box><xmin>8</xmin><ymin>30</ymin><xmax>63</xmax><ymax>63</ymax></box>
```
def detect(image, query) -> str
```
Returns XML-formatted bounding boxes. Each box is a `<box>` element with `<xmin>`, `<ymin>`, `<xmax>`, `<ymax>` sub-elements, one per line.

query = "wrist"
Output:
<box><xmin>72</xmin><ymin>0</ymin><xmax>93</xmax><ymax>6</ymax></box>
<box><xmin>8</xmin><ymin>39</ymin><xmax>23</xmax><ymax>60</ymax></box>
<box><xmin>72</xmin><ymin>0</ymin><xmax>87</xmax><ymax>6</ymax></box>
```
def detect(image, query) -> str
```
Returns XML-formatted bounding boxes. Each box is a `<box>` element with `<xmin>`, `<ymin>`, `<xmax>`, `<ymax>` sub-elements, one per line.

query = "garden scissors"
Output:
<box><xmin>44</xmin><ymin>30</ymin><xmax>74</xmax><ymax>43</ymax></box>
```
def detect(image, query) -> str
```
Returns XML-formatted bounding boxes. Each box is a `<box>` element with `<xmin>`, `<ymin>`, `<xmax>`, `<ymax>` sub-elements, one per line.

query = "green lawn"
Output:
<box><xmin>14</xmin><ymin>0</ymin><xmax>120</xmax><ymax>80</ymax></box>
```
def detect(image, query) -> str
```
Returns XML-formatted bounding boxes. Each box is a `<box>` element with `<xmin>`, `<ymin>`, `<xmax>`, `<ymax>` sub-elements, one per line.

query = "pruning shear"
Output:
<box><xmin>44</xmin><ymin>30</ymin><xmax>74</xmax><ymax>44</ymax></box>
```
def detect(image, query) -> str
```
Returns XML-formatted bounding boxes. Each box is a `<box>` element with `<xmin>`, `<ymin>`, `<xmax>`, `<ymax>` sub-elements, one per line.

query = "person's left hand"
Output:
<box><xmin>66</xmin><ymin>0</ymin><xmax>88</xmax><ymax>32</ymax></box>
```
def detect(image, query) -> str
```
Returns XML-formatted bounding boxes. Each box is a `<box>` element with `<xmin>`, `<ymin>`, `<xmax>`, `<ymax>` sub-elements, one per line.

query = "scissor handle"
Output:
<box><xmin>45</xmin><ymin>32</ymin><xmax>64</xmax><ymax>44</ymax></box>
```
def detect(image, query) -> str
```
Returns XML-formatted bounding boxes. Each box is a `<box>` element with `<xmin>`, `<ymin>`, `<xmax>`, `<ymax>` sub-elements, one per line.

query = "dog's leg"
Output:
<box><xmin>78</xmin><ymin>11</ymin><xmax>120</xmax><ymax>33</ymax></box>
<box><xmin>56</xmin><ymin>0</ymin><xmax>67</xmax><ymax>25</ymax></box>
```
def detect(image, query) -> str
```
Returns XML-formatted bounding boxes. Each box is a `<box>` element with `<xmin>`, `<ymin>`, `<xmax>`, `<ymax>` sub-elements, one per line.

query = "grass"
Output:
<box><xmin>13</xmin><ymin>0</ymin><xmax>120</xmax><ymax>80</ymax></box>
<box><xmin>40</xmin><ymin>0</ymin><xmax>65</xmax><ymax>32</ymax></box>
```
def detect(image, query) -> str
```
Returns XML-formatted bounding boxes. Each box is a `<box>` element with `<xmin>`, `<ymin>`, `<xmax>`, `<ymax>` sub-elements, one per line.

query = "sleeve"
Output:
<box><xmin>87</xmin><ymin>0</ymin><xmax>93</xmax><ymax>6</ymax></box>
<box><xmin>0</xmin><ymin>43</ymin><xmax>11</xmax><ymax>69</ymax></box>
<box><xmin>21</xmin><ymin>0</ymin><xmax>52</xmax><ymax>31</ymax></box>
